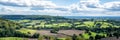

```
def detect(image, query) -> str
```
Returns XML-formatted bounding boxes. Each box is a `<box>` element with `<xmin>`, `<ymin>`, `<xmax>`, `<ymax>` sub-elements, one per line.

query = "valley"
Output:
<box><xmin>0</xmin><ymin>15</ymin><xmax>120</xmax><ymax>40</ymax></box>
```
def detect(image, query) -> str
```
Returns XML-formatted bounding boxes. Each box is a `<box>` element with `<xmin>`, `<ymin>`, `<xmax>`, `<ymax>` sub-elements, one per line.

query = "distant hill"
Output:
<box><xmin>101</xmin><ymin>37</ymin><xmax>120</xmax><ymax>40</ymax></box>
<box><xmin>0</xmin><ymin>15</ymin><xmax>68</xmax><ymax>20</ymax></box>
<box><xmin>64</xmin><ymin>16</ymin><xmax>120</xmax><ymax>20</ymax></box>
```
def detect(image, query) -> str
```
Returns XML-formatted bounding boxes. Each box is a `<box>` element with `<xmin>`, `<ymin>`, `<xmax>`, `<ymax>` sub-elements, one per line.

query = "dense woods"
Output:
<box><xmin>0</xmin><ymin>18</ymin><xmax>40</xmax><ymax>38</ymax></box>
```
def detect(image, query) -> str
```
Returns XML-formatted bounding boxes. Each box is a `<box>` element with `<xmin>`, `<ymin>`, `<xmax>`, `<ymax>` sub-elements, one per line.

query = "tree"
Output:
<box><xmin>76</xmin><ymin>36</ymin><xmax>85</xmax><ymax>40</ymax></box>
<box><xmin>50</xmin><ymin>29</ymin><xmax>59</xmax><ymax>33</ymax></box>
<box><xmin>113</xmin><ymin>33</ymin><xmax>120</xmax><ymax>39</ymax></box>
<box><xmin>107</xmin><ymin>33</ymin><xmax>113</xmax><ymax>37</ymax></box>
<box><xmin>72</xmin><ymin>34</ymin><xmax>77</xmax><ymax>40</ymax></box>
<box><xmin>32</xmin><ymin>33</ymin><xmax>40</xmax><ymax>38</ymax></box>
<box><xmin>38</xmin><ymin>35</ymin><xmax>44</xmax><ymax>40</ymax></box>
<box><xmin>89</xmin><ymin>36</ymin><xmax>94</xmax><ymax>40</ymax></box>
<box><xmin>95</xmin><ymin>23</ymin><xmax>101</xmax><ymax>28</ymax></box>
<box><xmin>65</xmin><ymin>37</ymin><xmax>72</xmax><ymax>40</ymax></box>
<box><xmin>49</xmin><ymin>36</ymin><xmax>55</xmax><ymax>40</ymax></box>
<box><xmin>95</xmin><ymin>35</ymin><xmax>103</xmax><ymax>40</ymax></box>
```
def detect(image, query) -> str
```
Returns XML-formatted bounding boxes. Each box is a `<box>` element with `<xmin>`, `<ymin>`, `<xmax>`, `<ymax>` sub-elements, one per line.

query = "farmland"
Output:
<box><xmin>0</xmin><ymin>15</ymin><xmax>120</xmax><ymax>40</ymax></box>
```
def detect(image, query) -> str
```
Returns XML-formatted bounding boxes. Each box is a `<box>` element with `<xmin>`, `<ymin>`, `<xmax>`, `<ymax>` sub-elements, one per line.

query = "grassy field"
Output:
<box><xmin>16</xmin><ymin>28</ymin><xmax>36</xmax><ymax>35</ymax></box>
<box><xmin>0</xmin><ymin>37</ymin><xmax>28</xmax><ymax>40</ymax></box>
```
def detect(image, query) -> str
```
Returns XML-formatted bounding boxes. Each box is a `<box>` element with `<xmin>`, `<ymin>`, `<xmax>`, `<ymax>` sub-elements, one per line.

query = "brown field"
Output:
<box><xmin>36</xmin><ymin>30</ymin><xmax>57</xmax><ymax>36</ymax></box>
<box><xmin>36</xmin><ymin>30</ymin><xmax>85</xmax><ymax>38</ymax></box>
<box><xmin>58</xmin><ymin>30</ymin><xmax>85</xmax><ymax>36</ymax></box>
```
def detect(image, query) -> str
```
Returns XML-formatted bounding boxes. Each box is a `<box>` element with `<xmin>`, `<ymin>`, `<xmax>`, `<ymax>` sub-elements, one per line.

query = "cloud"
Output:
<box><xmin>0</xmin><ymin>0</ymin><xmax>71</xmax><ymax>14</ymax></box>
<box><xmin>31</xmin><ymin>6</ymin><xmax>69</xmax><ymax>11</ymax></box>
<box><xmin>0</xmin><ymin>6</ymin><xmax>70</xmax><ymax>15</ymax></box>
<box><xmin>0</xmin><ymin>0</ymin><xmax>120</xmax><ymax>16</ymax></box>
<box><xmin>80</xmin><ymin>0</ymin><xmax>99</xmax><ymax>2</ymax></box>
<box><xmin>69</xmin><ymin>0</ymin><xmax>104</xmax><ymax>13</ymax></box>
<box><xmin>103</xmin><ymin>2</ymin><xmax>120</xmax><ymax>11</ymax></box>
<box><xmin>67</xmin><ymin>0</ymin><xmax>120</xmax><ymax>16</ymax></box>
<box><xmin>70</xmin><ymin>0</ymin><xmax>102</xmax><ymax>9</ymax></box>
<box><xmin>54</xmin><ymin>7</ymin><xmax>69</xmax><ymax>11</ymax></box>
<box><xmin>79</xmin><ymin>0</ymin><xmax>102</xmax><ymax>8</ymax></box>
<box><xmin>0</xmin><ymin>0</ymin><xmax>56</xmax><ymax>7</ymax></box>
<box><xmin>70</xmin><ymin>0</ymin><xmax>120</xmax><ymax>12</ymax></box>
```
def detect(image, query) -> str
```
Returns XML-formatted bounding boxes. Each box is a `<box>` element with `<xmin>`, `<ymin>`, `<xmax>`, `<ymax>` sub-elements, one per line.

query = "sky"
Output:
<box><xmin>0</xmin><ymin>0</ymin><xmax>120</xmax><ymax>16</ymax></box>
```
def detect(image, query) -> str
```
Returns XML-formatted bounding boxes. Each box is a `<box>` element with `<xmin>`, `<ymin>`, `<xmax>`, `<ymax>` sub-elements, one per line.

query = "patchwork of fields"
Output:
<box><xmin>0</xmin><ymin>15</ymin><xmax>120</xmax><ymax>40</ymax></box>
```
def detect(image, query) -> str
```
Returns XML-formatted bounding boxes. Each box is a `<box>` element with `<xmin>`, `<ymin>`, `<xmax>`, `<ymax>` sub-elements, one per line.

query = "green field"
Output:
<box><xmin>0</xmin><ymin>37</ymin><xmax>28</xmax><ymax>40</ymax></box>
<box><xmin>16</xmin><ymin>28</ymin><xmax>36</xmax><ymax>34</ymax></box>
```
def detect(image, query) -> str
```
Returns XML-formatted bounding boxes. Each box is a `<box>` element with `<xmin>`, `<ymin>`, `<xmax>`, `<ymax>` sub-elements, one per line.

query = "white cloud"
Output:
<box><xmin>0</xmin><ymin>6</ymin><xmax>70</xmax><ymax>15</ymax></box>
<box><xmin>0</xmin><ymin>0</ymin><xmax>120</xmax><ymax>16</ymax></box>
<box><xmin>80</xmin><ymin>0</ymin><xmax>99</xmax><ymax>3</ymax></box>
<box><xmin>0</xmin><ymin>0</ymin><xmax>56</xmax><ymax>8</ymax></box>
<box><xmin>79</xmin><ymin>0</ymin><xmax>102</xmax><ymax>8</ymax></box>
<box><xmin>103</xmin><ymin>1</ymin><xmax>120</xmax><ymax>11</ymax></box>
<box><xmin>69</xmin><ymin>0</ymin><xmax>104</xmax><ymax>13</ymax></box>
<box><xmin>0</xmin><ymin>0</ymin><xmax>71</xmax><ymax>14</ymax></box>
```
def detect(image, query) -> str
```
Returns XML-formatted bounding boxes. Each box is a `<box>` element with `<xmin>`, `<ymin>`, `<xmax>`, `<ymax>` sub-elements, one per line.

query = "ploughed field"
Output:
<box><xmin>36</xmin><ymin>30</ymin><xmax>85</xmax><ymax>38</ymax></box>
<box><xmin>0</xmin><ymin>30</ymin><xmax>84</xmax><ymax>40</ymax></box>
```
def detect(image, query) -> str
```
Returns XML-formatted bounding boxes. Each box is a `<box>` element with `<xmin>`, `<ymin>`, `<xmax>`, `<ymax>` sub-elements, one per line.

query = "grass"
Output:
<box><xmin>82</xmin><ymin>33</ymin><xmax>90</xmax><ymax>39</ymax></box>
<box><xmin>100</xmin><ymin>22</ymin><xmax>112</xmax><ymax>28</ymax></box>
<box><xmin>98</xmin><ymin>33</ymin><xmax>107</xmax><ymax>37</ymax></box>
<box><xmin>57</xmin><ymin>38</ymin><xmax>66</xmax><ymax>40</ymax></box>
<box><xmin>17</xmin><ymin>20</ymin><xmax>117</xmax><ymax>29</ymax></box>
<box><xmin>90</xmin><ymin>32</ymin><xmax>97</xmax><ymax>37</ymax></box>
<box><xmin>0</xmin><ymin>37</ymin><xmax>28</xmax><ymax>40</ymax></box>
<box><xmin>84</xmin><ymin>21</ymin><xmax>94</xmax><ymax>27</ymax></box>
<box><xmin>16</xmin><ymin>28</ymin><xmax>36</xmax><ymax>34</ymax></box>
